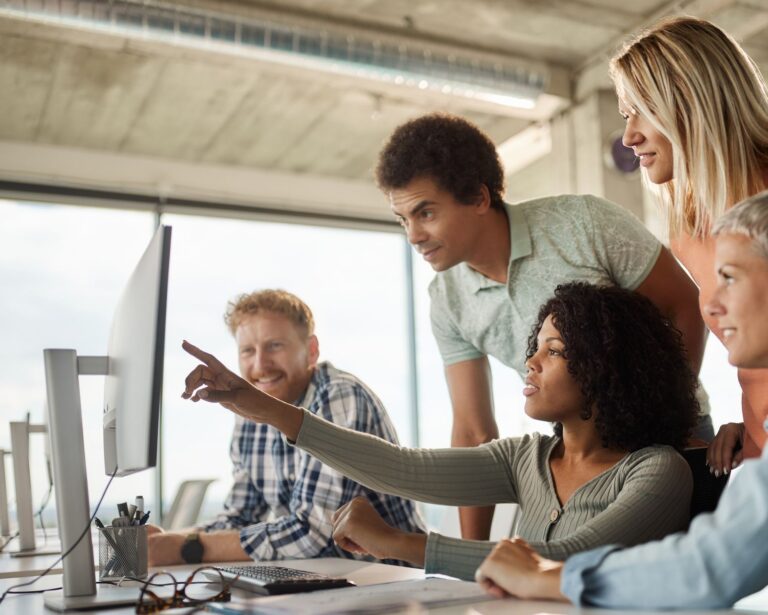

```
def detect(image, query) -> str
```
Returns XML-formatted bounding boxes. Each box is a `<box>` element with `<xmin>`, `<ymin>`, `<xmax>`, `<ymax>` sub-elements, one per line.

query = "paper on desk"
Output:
<box><xmin>205</xmin><ymin>578</ymin><xmax>494</xmax><ymax>614</ymax></box>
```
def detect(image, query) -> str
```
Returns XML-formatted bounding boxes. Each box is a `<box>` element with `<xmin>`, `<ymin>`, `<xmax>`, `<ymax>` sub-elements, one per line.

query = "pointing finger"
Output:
<box><xmin>182</xmin><ymin>340</ymin><xmax>227</xmax><ymax>371</ymax></box>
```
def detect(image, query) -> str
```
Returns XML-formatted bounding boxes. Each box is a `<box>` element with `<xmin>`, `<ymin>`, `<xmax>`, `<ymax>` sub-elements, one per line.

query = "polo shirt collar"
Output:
<box><xmin>465</xmin><ymin>202</ymin><xmax>532</xmax><ymax>293</ymax></box>
<box><xmin>506</xmin><ymin>201</ymin><xmax>533</xmax><ymax>263</ymax></box>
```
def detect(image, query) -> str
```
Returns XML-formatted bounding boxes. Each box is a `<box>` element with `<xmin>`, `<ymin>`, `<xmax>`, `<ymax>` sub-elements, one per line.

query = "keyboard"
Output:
<box><xmin>205</xmin><ymin>565</ymin><xmax>356</xmax><ymax>595</ymax></box>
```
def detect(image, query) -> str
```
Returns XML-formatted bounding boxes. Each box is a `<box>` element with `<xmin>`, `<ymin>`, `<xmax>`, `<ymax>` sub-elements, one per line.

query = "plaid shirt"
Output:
<box><xmin>205</xmin><ymin>361</ymin><xmax>425</xmax><ymax>561</ymax></box>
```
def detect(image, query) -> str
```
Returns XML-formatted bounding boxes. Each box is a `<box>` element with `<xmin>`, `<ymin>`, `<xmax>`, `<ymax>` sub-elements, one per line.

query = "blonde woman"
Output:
<box><xmin>610</xmin><ymin>16</ymin><xmax>768</xmax><ymax>474</ymax></box>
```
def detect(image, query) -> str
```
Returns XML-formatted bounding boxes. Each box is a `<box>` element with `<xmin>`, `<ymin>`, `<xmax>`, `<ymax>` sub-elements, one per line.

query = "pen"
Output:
<box><xmin>117</xmin><ymin>502</ymin><xmax>129</xmax><ymax>518</ymax></box>
<box><xmin>139</xmin><ymin>511</ymin><xmax>151</xmax><ymax>525</ymax></box>
<box><xmin>134</xmin><ymin>495</ymin><xmax>145</xmax><ymax>525</ymax></box>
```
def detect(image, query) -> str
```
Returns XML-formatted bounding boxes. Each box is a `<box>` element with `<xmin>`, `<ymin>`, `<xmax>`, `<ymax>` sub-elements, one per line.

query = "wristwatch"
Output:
<box><xmin>180</xmin><ymin>533</ymin><xmax>204</xmax><ymax>564</ymax></box>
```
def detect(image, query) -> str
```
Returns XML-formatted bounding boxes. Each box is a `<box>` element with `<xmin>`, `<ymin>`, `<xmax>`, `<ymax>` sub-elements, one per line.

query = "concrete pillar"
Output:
<box><xmin>504</xmin><ymin>89</ymin><xmax>659</xmax><ymax>233</ymax></box>
<box><xmin>570</xmin><ymin>89</ymin><xmax>644</xmax><ymax>221</ymax></box>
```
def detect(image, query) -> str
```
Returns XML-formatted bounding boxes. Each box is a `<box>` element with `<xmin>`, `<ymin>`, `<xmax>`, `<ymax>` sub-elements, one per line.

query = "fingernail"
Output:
<box><xmin>714</xmin><ymin>470</ymin><xmax>720</xmax><ymax>477</ymax></box>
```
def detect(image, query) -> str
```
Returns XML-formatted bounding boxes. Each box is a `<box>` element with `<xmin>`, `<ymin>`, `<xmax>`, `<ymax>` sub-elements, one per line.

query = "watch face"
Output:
<box><xmin>181</xmin><ymin>534</ymin><xmax>204</xmax><ymax>564</ymax></box>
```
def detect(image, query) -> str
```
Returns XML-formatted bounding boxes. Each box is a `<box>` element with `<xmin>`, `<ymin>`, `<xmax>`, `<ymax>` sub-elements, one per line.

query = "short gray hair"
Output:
<box><xmin>712</xmin><ymin>190</ymin><xmax>768</xmax><ymax>259</ymax></box>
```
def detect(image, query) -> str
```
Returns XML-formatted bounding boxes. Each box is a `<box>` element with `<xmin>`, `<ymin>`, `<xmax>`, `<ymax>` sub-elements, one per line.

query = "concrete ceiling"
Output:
<box><xmin>0</xmin><ymin>0</ymin><xmax>767</xmax><ymax>219</ymax></box>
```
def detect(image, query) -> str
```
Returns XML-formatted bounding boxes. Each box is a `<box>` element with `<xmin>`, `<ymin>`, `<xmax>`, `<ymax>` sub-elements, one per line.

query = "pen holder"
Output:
<box><xmin>98</xmin><ymin>524</ymin><xmax>148</xmax><ymax>581</ymax></box>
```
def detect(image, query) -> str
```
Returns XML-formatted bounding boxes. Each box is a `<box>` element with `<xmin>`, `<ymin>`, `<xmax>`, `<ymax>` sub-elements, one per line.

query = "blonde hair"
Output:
<box><xmin>224</xmin><ymin>289</ymin><xmax>315</xmax><ymax>338</ymax></box>
<box><xmin>610</xmin><ymin>17</ymin><xmax>768</xmax><ymax>238</ymax></box>
<box><xmin>712</xmin><ymin>190</ymin><xmax>768</xmax><ymax>259</ymax></box>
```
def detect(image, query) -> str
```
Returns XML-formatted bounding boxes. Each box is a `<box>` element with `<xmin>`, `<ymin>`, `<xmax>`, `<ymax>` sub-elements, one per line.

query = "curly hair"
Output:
<box><xmin>224</xmin><ymin>289</ymin><xmax>314</xmax><ymax>338</ymax></box>
<box><xmin>375</xmin><ymin>113</ymin><xmax>506</xmax><ymax>210</ymax></box>
<box><xmin>526</xmin><ymin>283</ymin><xmax>699</xmax><ymax>451</ymax></box>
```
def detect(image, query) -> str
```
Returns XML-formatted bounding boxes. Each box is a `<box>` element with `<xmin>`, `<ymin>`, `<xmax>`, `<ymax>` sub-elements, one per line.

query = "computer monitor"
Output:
<box><xmin>43</xmin><ymin>225</ymin><xmax>171</xmax><ymax>611</ymax></box>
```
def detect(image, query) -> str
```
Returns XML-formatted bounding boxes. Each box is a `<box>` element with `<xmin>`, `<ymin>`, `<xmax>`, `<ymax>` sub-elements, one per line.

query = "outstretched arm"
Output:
<box><xmin>182</xmin><ymin>340</ymin><xmax>519</xmax><ymax>507</ymax></box>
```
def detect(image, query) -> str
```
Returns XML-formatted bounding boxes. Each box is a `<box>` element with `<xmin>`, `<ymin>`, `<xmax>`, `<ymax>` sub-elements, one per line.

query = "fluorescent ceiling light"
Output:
<box><xmin>2</xmin><ymin>0</ymin><xmax>548</xmax><ymax>110</ymax></box>
<box><xmin>497</xmin><ymin>123</ymin><xmax>552</xmax><ymax>175</ymax></box>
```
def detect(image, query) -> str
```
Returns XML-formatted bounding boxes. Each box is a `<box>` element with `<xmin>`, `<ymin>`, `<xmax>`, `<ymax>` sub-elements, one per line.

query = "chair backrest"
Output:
<box><xmin>681</xmin><ymin>447</ymin><xmax>728</xmax><ymax>524</ymax></box>
<box><xmin>162</xmin><ymin>479</ymin><xmax>215</xmax><ymax>530</ymax></box>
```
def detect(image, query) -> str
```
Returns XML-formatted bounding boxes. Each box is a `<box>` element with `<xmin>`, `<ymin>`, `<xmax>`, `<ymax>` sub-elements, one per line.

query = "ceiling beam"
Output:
<box><xmin>0</xmin><ymin>140</ymin><xmax>394</xmax><ymax>225</ymax></box>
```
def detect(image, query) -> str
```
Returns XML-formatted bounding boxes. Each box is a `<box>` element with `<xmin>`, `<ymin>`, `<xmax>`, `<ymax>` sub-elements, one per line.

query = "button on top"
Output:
<box><xmin>549</xmin><ymin>508</ymin><xmax>560</xmax><ymax>523</ymax></box>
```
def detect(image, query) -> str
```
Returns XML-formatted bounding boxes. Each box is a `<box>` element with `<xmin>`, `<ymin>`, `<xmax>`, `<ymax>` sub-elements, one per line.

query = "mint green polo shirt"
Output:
<box><xmin>429</xmin><ymin>194</ymin><xmax>662</xmax><ymax>376</ymax></box>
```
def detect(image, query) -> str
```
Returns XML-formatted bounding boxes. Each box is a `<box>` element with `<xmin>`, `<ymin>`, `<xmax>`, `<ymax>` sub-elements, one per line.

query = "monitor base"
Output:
<box><xmin>9</xmin><ymin>547</ymin><xmax>60</xmax><ymax>558</ymax></box>
<box><xmin>43</xmin><ymin>584</ymin><xmax>151</xmax><ymax>611</ymax></box>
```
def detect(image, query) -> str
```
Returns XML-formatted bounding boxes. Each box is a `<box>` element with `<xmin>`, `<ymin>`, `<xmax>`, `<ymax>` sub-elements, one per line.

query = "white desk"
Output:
<box><xmin>0</xmin><ymin>558</ymin><xmax>421</xmax><ymax>613</ymax></box>
<box><xmin>0</xmin><ymin>559</ymin><xmax>767</xmax><ymax>614</ymax></box>
<box><xmin>0</xmin><ymin>530</ymin><xmax>98</xmax><ymax>579</ymax></box>
<box><xmin>0</xmin><ymin>551</ymin><xmax>66</xmax><ymax>580</ymax></box>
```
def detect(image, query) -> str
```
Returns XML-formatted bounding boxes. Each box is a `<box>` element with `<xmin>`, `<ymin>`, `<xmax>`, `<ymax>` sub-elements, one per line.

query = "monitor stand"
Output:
<box><xmin>9</xmin><ymin>421</ymin><xmax>60</xmax><ymax>557</ymax></box>
<box><xmin>8</xmin><ymin>543</ymin><xmax>61</xmax><ymax>558</ymax></box>
<box><xmin>0</xmin><ymin>449</ymin><xmax>10</xmax><ymax>538</ymax></box>
<box><xmin>44</xmin><ymin>584</ymin><xmax>150</xmax><ymax>611</ymax></box>
<box><xmin>42</xmin><ymin>349</ymin><xmax>145</xmax><ymax>611</ymax></box>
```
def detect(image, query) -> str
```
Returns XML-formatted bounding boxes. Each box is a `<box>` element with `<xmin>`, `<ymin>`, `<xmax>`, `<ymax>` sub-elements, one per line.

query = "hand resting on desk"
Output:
<box><xmin>146</xmin><ymin>525</ymin><xmax>185</xmax><ymax>567</ymax></box>
<box><xmin>146</xmin><ymin>524</ymin><xmax>251</xmax><ymax>567</ymax></box>
<box><xmin>474</xmin><ymin>538</ymin><xmax>565</xmax><ymax>601</ymax></box>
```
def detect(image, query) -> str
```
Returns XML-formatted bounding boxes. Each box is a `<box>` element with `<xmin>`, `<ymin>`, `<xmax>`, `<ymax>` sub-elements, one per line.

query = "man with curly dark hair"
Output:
<box><xmin>376</xmin><ymin>112</ymin><xmax>707</xmax><ymax>541</ymax></box>
<box><xmin>475</xmin><ymin>192</ymin><xmax>768</xmax><ymax>609</ymax></box>
<box><xmin>178</xmin><ymin>282</ymin><xmax>698</xmax><ymax>582</ymax></box>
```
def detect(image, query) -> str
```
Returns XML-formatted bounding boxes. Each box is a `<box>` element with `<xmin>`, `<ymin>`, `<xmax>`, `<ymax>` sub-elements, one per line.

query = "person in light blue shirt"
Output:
<box><xmin>473</xmin><ymin>191</ymin><xmax>768</xmax><ymax>609</ymax></box>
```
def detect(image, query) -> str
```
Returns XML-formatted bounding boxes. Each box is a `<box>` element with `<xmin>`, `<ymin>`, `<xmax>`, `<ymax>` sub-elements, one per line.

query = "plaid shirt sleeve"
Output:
<box><xmin>237</xmin><ymin>378</ymin><xmax>381</xmax><ymax>560</ymax></box>
<box><xmin>204</xmin><ymin>419</ymin><xmax>269</xmax><ymax>531</ymax></box>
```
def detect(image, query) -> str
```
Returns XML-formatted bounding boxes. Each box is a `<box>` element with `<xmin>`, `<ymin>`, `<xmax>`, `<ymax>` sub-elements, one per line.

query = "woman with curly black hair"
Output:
<box><xmin>534</xmin><ymin>282</ymin><xmax>698</xmax><ymax>452</ymax></box>
<box><xmin>180</xmin><ymin>282</ymin><xmax>699</xmax><ymax>581</ymax></box>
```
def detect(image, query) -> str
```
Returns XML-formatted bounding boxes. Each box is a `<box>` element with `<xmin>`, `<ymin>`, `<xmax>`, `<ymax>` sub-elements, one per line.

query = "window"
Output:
<box><xmin>159</xmin><ymin>213</ymin><xmax>413</xmax><ymax>519</ymax></box>
<box><xmin>0</xmin><ymin>200</ymin><xmax>156</xmax><ymax>523</ymax></box>
<box><xmin>701</xmin><ymin>334</ymin><xmax>742</xmax><ymax>432</ymax></box>
<box><xmin>0</xmin><ymin>202</ymin><xmax>414</xmax><ymax>527</ymax></box>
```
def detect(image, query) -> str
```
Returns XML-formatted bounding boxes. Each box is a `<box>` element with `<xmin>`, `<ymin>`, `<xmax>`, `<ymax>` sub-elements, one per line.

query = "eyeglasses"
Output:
<box><xmin>135</xmin><ymin>566</ymin><xmax>237</xmax><ymax>613</ymax></box>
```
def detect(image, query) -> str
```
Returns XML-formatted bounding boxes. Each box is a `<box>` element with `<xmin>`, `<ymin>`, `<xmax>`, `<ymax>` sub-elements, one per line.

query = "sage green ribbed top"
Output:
<box><xmin>294</xmin><ymin>409</ymin><xmax>692</xmax><ymax>581</ymax></box>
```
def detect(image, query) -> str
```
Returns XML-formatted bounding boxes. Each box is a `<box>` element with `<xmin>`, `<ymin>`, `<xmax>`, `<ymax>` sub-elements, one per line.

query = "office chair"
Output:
<box><xmin>162</xmin><ymin>479</ymin><xmax>215</xmax><ymax>531</ymax></box>
<box><xmin>682</xmin><ymin>447</ymin><xmax>729</xmax><ymax>524</ymax></box>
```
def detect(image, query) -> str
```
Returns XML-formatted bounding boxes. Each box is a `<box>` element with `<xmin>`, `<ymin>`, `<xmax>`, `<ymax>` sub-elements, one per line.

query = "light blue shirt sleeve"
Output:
<box><xmin>584</xmin><ymin>195</ymin><xmax>661</xmax><ymax>291</ymax></box>
<box><xmin>561</xmin><ymin>444</ymin><xmax>768</xmax><ymax>609</ymax></box>
<box><xmin>428</xmin><ymin>276</ymin><xmax>485</xmax><ymax>366</ymax></box>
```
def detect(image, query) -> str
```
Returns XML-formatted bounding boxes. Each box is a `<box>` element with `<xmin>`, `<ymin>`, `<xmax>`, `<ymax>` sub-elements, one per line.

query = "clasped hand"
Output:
<box><xmin>331</xmin><ymin>497</ymin><xmax>400</xmax><ymax>561</ymax></box>
<box><xmin>331</xmin><ymin>497</ymin><xmax>425</xmax><ymax>566</ymax></box>
<box><xmin>475</xmin><ymin>538</ymin><xmax>564</xmax><ymax>600</ymax></box>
